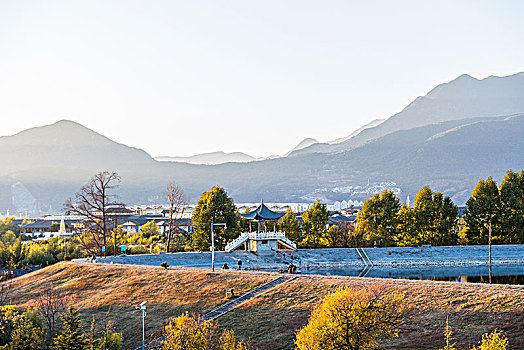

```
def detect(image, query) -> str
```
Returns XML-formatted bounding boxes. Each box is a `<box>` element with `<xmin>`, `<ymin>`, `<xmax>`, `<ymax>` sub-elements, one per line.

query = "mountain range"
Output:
<box><xmin>1</xmin><ymin>72</ymin><xmax>524</xmax><ymax>215</ymax></box>
<box><xmin>156</xmin><ymin>152</ymin><xmax>258</xmax><ymax>165</ymax></box>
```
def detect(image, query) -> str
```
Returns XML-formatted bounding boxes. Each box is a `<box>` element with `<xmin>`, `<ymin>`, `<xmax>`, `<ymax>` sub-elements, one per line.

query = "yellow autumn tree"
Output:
<box><xmin>161</xmin><ymin>313</ymin><xmax>250</xmax><ymax>350</ymax></box>
<box><xmin>295</xmin><ymin>286</ymin><xmax>405</xmax><ymax>350</ymax></box>
<box><xmin>473</xmin><ymin>329</ymin><xmax>508</xmax><ymax>350</ymax></box>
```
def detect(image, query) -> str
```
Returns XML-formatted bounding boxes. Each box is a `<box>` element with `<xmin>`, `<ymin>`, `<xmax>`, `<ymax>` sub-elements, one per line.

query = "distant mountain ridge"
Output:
<box><xmin>156</xmin><ymin>151</ymin><xmax>257</xmax><ymax>165</ymax></box>
<box><xmin>284</xmin><ymin>138</ymin><xmax>319</xmax><ymax>157</ymax></box>
<box><xmin>0</xmin><ymin>120</ymin><xmax>154</xmax><ymax>174</ymax></box>
<box><xmin>292</xmin><ymin>72</ymin><xmax>524</xmax><ymax>156</ymax></box>
<box><xmin>328</xmin><ymin>118</ymin><xmax>385</xmax><ymax>144</ymax></box>
<box><xmin>1</xmin><ymin>72</ymin><xmax>523</xmax><ymax>215</ymax></box>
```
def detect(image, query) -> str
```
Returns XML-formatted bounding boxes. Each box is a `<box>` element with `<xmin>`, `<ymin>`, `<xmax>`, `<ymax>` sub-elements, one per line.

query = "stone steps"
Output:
<box><xmin>143</xmin><ymin>274</ymin><xmax>296</xmax><ymax>349</ymax></box>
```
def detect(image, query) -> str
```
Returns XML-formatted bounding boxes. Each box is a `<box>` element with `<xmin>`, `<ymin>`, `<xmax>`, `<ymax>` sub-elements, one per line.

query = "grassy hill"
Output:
<box><xmin>4</xmin><ymin>262</ymin><xmax>524</xmax><ymax>349</ymax></box>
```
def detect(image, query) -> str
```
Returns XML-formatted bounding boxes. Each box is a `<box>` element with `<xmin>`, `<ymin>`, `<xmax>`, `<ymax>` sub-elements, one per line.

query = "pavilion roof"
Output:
<box><xmin>240</xmin><ymin>202</ymin><xmax>285</xmax><ymax>221</ymax></box>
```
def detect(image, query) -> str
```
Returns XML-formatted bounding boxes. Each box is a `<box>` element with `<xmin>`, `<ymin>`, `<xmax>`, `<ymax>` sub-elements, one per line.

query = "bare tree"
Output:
<box><xmin>65</xmin><ymin>171</ymin><xmax>121</xmax><ymax>256</ymax></box>
<box><xmin>36</xmin><ymin>287</ymin><xmax>69</xmax><ymax>337</ymax></box>
<box><xmin>166</xmin><ymin>183</ymin><xmax>188</xmax><ymax>253</ymax></box>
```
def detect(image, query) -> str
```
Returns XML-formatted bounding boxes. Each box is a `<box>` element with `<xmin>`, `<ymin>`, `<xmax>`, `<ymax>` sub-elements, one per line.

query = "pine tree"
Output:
<box><xmin>85</xmin><ymin>317</ymin><xmax>100</xmax><ymax>350</ymax></box>
<box><xmin>464</xmin><ymin>177</ymin><xmax>501</xmax><ymax>244</ymax></box>
<box><xmin>498</xmin><ymin>170</ymin><xmax>524</xmax><ymax>243</ymax></box>
<box><xmin>301</xmin><ymin>200</ymin><xmax>329</xmax><ymax>248</ymax></box>
<box><xmin>191</xmin><ymin>186</ymin><xmax>240</xmax><ymax>250</ymax></box>
<box><xmin>357</xmin><ymin>190</ymin><xmax>401</xmax><ymax>246</ymax></box>
<box><xmin>98</xmin><ymin>321</ymin><xmax>122</xmax><ymax>350</ymax></box>
<box><xmin>413</xmin><ymin>186</ymin><xmax>457</xmax><ymax>246</ymax></box>
<box><xmin>52</xmin><ymin>306</ymin><xmax>86</xmax><ymax>350</ymax></box>
<box><xmin>278</xmin><ymin>209</ymin><xmax>301</xmax><ymax>243</ymax></box>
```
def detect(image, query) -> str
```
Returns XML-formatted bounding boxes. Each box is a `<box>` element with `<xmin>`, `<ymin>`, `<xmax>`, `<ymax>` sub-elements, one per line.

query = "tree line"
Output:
<box><xmin>356</xmin><ymin>169</ymin><xmax>524</xmax><ymax>247</ymax></box>
<box><xmin>0</xmin><ymin>286</ymin><xmax>121</xmax><ymax>350</ymax></box>
<box><xmin>3</xmin><ymin>168</ymin><xmax>524</xmax><ymax>271</ymax></box>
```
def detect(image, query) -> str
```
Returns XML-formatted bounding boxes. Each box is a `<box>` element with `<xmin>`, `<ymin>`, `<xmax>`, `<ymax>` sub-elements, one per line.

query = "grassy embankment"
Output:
<box><xmin>4</xmin><ymin>262</ymin><xmax>524</xmax><ymax>350</ymax></box>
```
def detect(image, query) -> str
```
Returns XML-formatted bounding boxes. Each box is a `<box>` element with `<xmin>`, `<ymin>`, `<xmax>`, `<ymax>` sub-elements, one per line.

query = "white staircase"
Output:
<box><xmin>225</xmin><ymin>232</ymin><xmax>250</xmax><ymax>252</ymax></box>
<box><xmin>225</xmin><ymin>232</ymin><xmax>297</xmax><ymax>253</ymax></box>
<box><xmin>276</xmin><ymin>235</ymin><xmax>297</xmax><ymax>250</ymax></box>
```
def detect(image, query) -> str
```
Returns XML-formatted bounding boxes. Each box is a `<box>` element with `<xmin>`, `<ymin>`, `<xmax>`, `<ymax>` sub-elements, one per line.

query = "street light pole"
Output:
<box><xmin>211</xmin><ymin>219</ymin><xmax>215</xmax><ymax>272</ymax></box>
<box><xmin>489</xmin><ymin>222</ymin><xmax>492</xmax><ymax>284</ymax></box>
<box><xmin>210</xmin><ymin>221</ymin><xmax>227</xmax><ymax>273</ymax></box>
<box><xmin>136</xmin><ymin>301</ymin><xmax>147</xmax><ymax>350</ymax></box>
<box><xmin>481</xmin><ymin>217</ymin><xmax>493</xmax><ymax>284</ymax></box>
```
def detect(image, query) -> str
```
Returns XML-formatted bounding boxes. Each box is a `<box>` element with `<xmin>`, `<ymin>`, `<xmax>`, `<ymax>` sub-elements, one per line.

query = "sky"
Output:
<box><xmin>1</xmin><ymin>1</ymin><xmax>523</xmax><ymax>158</ymax></box>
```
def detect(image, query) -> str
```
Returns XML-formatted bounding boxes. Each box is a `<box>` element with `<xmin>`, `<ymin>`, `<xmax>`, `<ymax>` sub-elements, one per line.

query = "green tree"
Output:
<box><xmin>140</xmin><ymin>221</ymin><xmax>159</xmax><ymax>239</ymax></box>
<box><xmin>464</xmin><ymin>177</ymin><xmax>501</xmax><ymax>244</ymax></box>
<box><xmin>324</xmin><ymin>225</ymin><xmax>341</xmax><ymax>248</ymax></box>
<box><xmin>52</xmin><ymin>306</ymin><xmax>85</xmax><ymax>350</ymax></box>
<box><xmin>357</xmin><ymin>190</ymin><xmax>401</xmax><ymax>246</ymax></box>
<box><xmin>413</xmin><ymin>186</ymin><xmax>458</xmax><ymax>246</ymax></box>
<box><xmin>301</xmin><ymin>200</ymin><xmax>329</xmax><ymax>248</ymax></box>
<box><xmin>498</xmin><ymin>170</ymin><xmax>524</xmax><ymax>244</ymax></box>
<box><xmin>191</xmin><ymin>186</ymin><xmax>240</xmax><ymax>251</ymax></box>
<box><xmin>295</xmin><ymin>286</ymin><xmax>405</xmax><ymax>350</ymax></box>
<box><xmin>49</xmin><ymin>222</ymin><xmax>60</xmax><ymax>233</ymax></box>
<box><xmin>97</xmin><ymin>322</ymin><xmax>121</xmax><ymax>350</ymax></box>
<box><xmin>278</xmin><ymin>209</ymin><xmax>301</xmax><ymax>244</ymax></box>
<box><xmin>395</xmin><ymin>205</ymin><xmax>417</xmax><ymax>246</ymax></box>
<box><xmin>85</xmin><ymin>317</ymin><xmax>100</xmax><ymax>350</ymax></box>
<box><xmin>85</xmin><ymin>318</ymin><xmax>121</xmax><ymax>350</ymax></box>
<box><xmin>6</xmin><ymin>308</ymin><xmax>47</xmax><ymax>350</ymax></box>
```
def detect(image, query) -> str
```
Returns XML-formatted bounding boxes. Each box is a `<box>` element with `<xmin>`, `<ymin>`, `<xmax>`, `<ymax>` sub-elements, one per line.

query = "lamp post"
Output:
<box><xmin>481</xmin><ymin>218</ymin><xmax>492</xmax><ymax>284</ymax></box>
<box><xmin>136</xmin><ymin>301</ymin><xmax>147</xmax><ymax>350</ymax></box>
<box><xmin>488</xmin><ymin>221</ymin><xmax>492</xmax><ymax>284</ymax></box>
<box><xmin>211</xmin><ymin>220</ymin><xmax>227</xmax><ymax>272</ymax></box>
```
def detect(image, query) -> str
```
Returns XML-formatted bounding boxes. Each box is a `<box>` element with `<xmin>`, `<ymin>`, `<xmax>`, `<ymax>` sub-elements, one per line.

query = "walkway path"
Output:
<box><xmin>143</xmin><ymin>274</ymin><xmax>296</xmax><ymax>349</ymax></box>
<box><xmin>201</xmin><ymin>274</ymin><xmax>295</xmax><ymax>321</ymax></box>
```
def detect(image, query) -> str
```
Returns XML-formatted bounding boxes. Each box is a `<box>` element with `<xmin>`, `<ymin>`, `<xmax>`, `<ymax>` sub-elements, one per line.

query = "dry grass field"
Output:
<box><xmin>4</xmin><ymin>262</ymin><xmax>275</xmax><ymax>349</ymax></box>
<box><xmin>219</xmin><ymin>276</ymin><xmax>524</xmax><ymax>349</ymax></box>
<box><xmin>4</xmin><ymin>262</ymin><xmax>524</xmax><ymax>350</ymax></box>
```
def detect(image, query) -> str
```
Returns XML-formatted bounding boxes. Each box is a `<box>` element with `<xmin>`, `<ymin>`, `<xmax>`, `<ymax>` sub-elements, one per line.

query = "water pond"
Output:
<box><xmin>298</xmin><ymin>264</ymin><xmax>524</xmax><ymax>285</ymax></box>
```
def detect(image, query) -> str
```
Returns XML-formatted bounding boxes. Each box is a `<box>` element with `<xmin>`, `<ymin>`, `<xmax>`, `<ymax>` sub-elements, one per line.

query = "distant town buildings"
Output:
<box><xmin>3</xmin><ymin>201</ymin><xmax>363</xmax><ymax>241</ymax></box>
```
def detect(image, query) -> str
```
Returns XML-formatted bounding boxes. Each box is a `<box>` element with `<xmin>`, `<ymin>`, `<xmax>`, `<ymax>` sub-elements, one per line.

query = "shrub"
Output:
<box><xmin>296</xmin><ymin>286</ymin><xmax>405</xmax><ymax>350</ymax></box>
<box><xmin>473</xmin><ymin>329</ymin><xmax>508</xmax><ymax>350</ymax></box>
<box><xmin>162</xmin><ymin>313</ymin><xmax>250</xmax><ymax>350</ymax></box>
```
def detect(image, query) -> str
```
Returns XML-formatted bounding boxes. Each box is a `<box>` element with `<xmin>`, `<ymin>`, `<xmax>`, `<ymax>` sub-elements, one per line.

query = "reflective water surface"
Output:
<box><xmin>298</xmin><ymin>264</ymin><xmax>524</xmax><ymax>285</ymax></box>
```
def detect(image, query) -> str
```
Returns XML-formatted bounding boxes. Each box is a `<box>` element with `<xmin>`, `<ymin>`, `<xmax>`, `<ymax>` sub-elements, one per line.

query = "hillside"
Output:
<box><xmin>1</xmin><ymin>73</ymin><xmax>524</xmax><ymax>213</ymax></box>
<box><xmin>292</xmin><ymin>72</ymin><xmax>524</xmax><ymax>156</ymax></box>
<box><xmin>0</xmin><ymin>120</ymin><xmax>155</xmax><ymax>174</ymax></box>
<box><xmin>283</xmin><ymin>138</ymin><xmax>319</xmax><ymax>156</ymax></box>
<box><xmin>2</xmin><ymin>114</ymin><xmax>524</xmax><ymax>213</ymax></box>
<box><xmin>156</xmin><ymin>151</ymin><xmax>258</xmax><ymax>165</ymax></box>
<box><xmin>5</xmin><ymin>262</ymin><xmax>524</xmax><ymax>349</ymax></box>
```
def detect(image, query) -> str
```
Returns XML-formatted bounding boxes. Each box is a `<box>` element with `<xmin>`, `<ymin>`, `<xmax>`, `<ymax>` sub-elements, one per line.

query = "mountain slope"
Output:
<box><xmin>328</xmin><ymin>118</ymin><xmax>385</xmax><ymax>144</ymax></box>
<box><xmin>0</xmin><ymin>120</ymin><xmax>155</xmax><ymax>174</ymax></box>
<box><xmin>293</xmin><ymin>72</ymin><xmax>524</xmax><ymax>156</ymax></box>
<box><xmin>2</xmin><ymin>72</ymin><xmax>524</xmax><ymax>214</ymax></box>
<box><xmin>156</xmin><ymin>151</ymin><xmax>257</xmax><ymax>165</ymax></box>
<box><xmin>284</xmin><ymin>138</ymin><xmax>319</xmax><ymax>156</ymax></box>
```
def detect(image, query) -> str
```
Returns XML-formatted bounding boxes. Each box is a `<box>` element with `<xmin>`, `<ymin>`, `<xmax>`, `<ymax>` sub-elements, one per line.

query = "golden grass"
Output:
<box><xmin>218</xmin><ymin>277</ymin><xmax>524</xmax><ymax>350</ymax></box>
<box><xmin>5</xmin><ymin>262</ymin><xmax>275</xmax><ymax>349</ymax></box>
<box><xmin>4</xmin><ymin>263</ymin><xmax>524</xmax><ymax>350</ymax></box>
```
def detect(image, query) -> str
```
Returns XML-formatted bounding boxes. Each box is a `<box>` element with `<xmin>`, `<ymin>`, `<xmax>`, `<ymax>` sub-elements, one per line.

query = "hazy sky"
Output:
<box><xmin>1</xmin><ymin>1</ymin><xmax>523</xmax><ymax>157</ymax></box>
